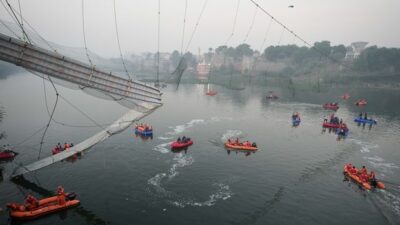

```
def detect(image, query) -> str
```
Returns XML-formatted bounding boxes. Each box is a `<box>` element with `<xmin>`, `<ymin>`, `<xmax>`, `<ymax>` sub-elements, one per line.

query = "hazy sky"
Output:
<box><xmin>1</xmin><ymin>0</ymin><xmax>399</xmax><ymax>57</ymax></box>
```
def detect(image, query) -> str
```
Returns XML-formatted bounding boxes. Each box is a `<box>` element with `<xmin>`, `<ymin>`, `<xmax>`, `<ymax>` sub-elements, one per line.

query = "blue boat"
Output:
<box><xmin>292</xmin><ymin>118</ymin><xmax>301</xmax><ymax>126</ymax></box>
<box><xmin>336</xmin><ymin>129</ymin><xmax>349</xmax><ymax>137</ymax></box>
<box><xmin>354</xmin><ymin>118</ymin><xmax>377</xmax><ymax>125</ymax></box>
<box><xmin>134</xmin><ymin>126</ymin><xmax>153</xmax><ymax>136</ymax></box>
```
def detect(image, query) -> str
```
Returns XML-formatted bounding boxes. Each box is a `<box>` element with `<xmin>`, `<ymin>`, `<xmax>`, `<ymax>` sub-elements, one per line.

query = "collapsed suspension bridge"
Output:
<box><xmin>0</xmin><ymin>32</ymin><xmax>162</xmax><ymax>177</ymax></box>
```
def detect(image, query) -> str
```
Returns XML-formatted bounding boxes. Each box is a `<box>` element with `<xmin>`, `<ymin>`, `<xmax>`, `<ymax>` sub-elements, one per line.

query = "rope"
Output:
<box><xmin>1</xmin><ymin>0</ymin><xmax>55</xmax><ymax>51</ymax></box>
<box><xmin>258</xmin><ymin>17</ymin><xmax>273</xmax><ymax>51</ymax></box>
<box><xmin>242</xmin><ymin>5</ymin><xmax>258</xmax><ymax>43</ymax></box>
<box><xmin>17</xmin><ymin>0</ymin><xmax>23</xmax><ymax>41</ymax></box>
<box><xmin>225</xmin><ymin>0</ymin><xmax>240</xmax><ymax>46</ymax></box>
<box><xmin>0</xmin><ymin>19</ymin><xmax>21</xmax><ymax>39</ymax></box>
<box><xmin>180</xmin><ymin>0</ymin><xmax>188</xmax><ymax>55</ymax></box>
<box><xmin>37</xmin><ymin>76</ymin><xmax>59</xmax><ymax>160</ymax></box>
<box><xmin>277</xmin><ymin>26</ymin><xmax>285</xmax><ymax>46</ymax></box>
<box><xmin>4</xmin><ymin>0</ymin><xmax>31</xmax><ymax>43</ymax></box>
<box><xmin>81</xmin><ymin>0</ymin><xmax>94</xmax><ymax>67</ymax></box>
<box><xmin>42</xmin><ymin>76</ymin><xmax>111</xmax><ymax>128</ymax></box>
<box><xmin>184</xmin><ymin>0</ymin><xmax>208</xmax><ymax>52</ymax></box>
<box><xmin>249</xmin><ymin>0</ymin><xmax>313</xmax><ymax>48</ymax></box>
<box><xmin>156</xmin><ymin>0</ymin><xmax>161</xmax><ymax>86</ymax></box>
<box><xmin>113</xmin><ymin>0</ymin><xmax>132</xmax><ymax>80</ymax></box>
<box><xmin>13</xmin><ymin>126</ymin><xmax>47</xmax><ymax>148</ymax></box>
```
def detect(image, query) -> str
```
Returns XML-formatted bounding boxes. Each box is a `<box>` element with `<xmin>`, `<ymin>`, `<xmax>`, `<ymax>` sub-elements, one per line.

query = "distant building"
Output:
<box><xmin>345</xmin><ymin>42</ymin><xmax>368</xmax><ymax>60</ymax></box>
<box><xmin>196</xmin><ymin>60</ymin><xmax>211</xmax><ymax>82</ymax></box>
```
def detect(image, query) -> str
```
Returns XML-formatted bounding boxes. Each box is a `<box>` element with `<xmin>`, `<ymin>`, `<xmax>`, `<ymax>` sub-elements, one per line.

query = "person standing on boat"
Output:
<box><xmin>24</xmin><ymin>194</ymin><xmax>39</xmax><ymax>210</ymax></box>
<box><xmin>57</xmin><ymin>186</ymin><xmax>66</xmax><ymax>205</ymax></box>
<box><xmin>364</xmin><ymin>112</ymin><xmax>368</xmax><ymax>120</ymax></box>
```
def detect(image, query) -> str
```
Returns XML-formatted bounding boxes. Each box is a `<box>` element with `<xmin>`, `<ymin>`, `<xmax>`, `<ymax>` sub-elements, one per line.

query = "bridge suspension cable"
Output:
<box><xmin>184</xmin><ymin>0</ymin><xmax>208</xmax><ymax>53</ymax></box>
<box><xmin>4</xmin><ymin>0</ymin><xmax>30</xmax><ymax>43</ymax></box>
<box><xmin>156</xmin><ymin>0</ymin><xmax>161</xmax><ymax>86</ymax></box>
<box><xmin>225</xmin><ymin>0</ymin><xmax>241</xmax><ymax>46</ymax></box>
<box><xmin>112</xmin><ymin>0</ymin><xmax>131</xmax><ymax>80</ymax></box>
<box><xmin>81</xmin><ymin>0</ymin><xmax>93</xmax><ymax>68</ymax></box>
<box><xmin>180</xmin><ymin>0</ymin><xmax>187</xmax><ymax>55</ymax></box>
<box><xmin>242</xmin><ymin>5</ymin><xmax>258</xmax><ymax>44</ymax></box>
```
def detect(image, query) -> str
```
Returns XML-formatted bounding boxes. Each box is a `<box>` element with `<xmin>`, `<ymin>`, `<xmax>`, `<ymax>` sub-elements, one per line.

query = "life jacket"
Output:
<box><xmin>361</xmin><ymin>168</ymin><xmax>367</xmax><ymax>175</ymax></box>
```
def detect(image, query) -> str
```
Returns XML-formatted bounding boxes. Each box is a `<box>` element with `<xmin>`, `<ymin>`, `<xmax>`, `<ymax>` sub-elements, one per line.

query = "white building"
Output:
<box><xmin>345</xmin><ymin>42</ymin><xmax>368</xmax><ymax>60</ymax></box>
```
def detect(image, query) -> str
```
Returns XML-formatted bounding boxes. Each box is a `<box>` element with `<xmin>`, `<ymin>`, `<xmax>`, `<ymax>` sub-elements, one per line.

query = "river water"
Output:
<box><xmin>0</xmin><ymin>73</ymin><xmax>399</xmax><ymax>225</ymax></box>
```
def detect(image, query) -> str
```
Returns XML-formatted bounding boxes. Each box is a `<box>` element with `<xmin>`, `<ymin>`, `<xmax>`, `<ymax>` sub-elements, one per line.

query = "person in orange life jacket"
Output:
<box><xmin>369</xmin><ymin>171</ymin><xmax>376</xmax><ymax>180</ymax></box>
<box><xmin>360</xmin><ymin>172</ymin><xmax>369</xmax><ymax>183</ymax></box>
<box><xmin>57</xmin><ymin>143</ymin><xmax>62</xmax><ymax>151</ymax></box>
<box><xmin>227</xmin><ymin>139</ymin><xmax>232</xmax><ymax>144</ymax></box>
<box><xmin>350</xmin><ymin>166</ymin><xmax>358</xmax><ymax>175</ymax></box>
<box><xmin>57</xmin><ymin>186</ymin><xmax>66</xmax><ymax>205</ymax></box>
<box><xmin>360</xmin><ymin>166</ymin><xmax>367</xmax><ymax>175</ymax></box>
<box><xmin>235</xmin><ymin>138</ymin><xmax>240</xmax><ymax>145</ymax></box>
<box><xmin>346</xmin><ymin>164</ymin><xmax>353</xmax><ymax>172</ymax></box>
<box><xmin>24</xmin><ymin>194</ymin><xmax>39</xmax><ymax>210</ymax></box>
<box><xmin>64</xmin><ymin>143</ymin><xmax>70</xmax><ymax>150</ymax></box>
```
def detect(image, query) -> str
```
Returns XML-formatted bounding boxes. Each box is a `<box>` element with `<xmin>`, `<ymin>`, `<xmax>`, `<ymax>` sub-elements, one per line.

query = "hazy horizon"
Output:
<box><xmin>1</xmin><ymin>0</ymin><xmax>399</xmax><ymax>58</ymax></box>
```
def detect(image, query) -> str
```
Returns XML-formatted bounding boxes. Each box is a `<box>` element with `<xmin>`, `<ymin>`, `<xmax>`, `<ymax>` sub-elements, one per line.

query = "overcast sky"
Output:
<box><xmin>1</xmin><ymin>0</ymin><xmax>399</xmax><ymax>57</ymax></box>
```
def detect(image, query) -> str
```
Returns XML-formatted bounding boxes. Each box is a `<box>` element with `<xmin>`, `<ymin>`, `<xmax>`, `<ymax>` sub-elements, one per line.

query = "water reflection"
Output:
<box><xmin>0</xmin><ymin>105</ymin><xmax>6</xmax><ymax>140</ymax></box>
<box><xmin>226</xmin><ymin>149</ymin><xmax>257</xmax><ymax>157</ymax></box>
<box><xmin>11</xmin><ymin>176</ymin><xmax>110</xmax><ymax>225</ymax></box>
<box><xmin>133</xmin><ymin>134</ymin><xmax>153</xmax><ymax>141</ymax></box>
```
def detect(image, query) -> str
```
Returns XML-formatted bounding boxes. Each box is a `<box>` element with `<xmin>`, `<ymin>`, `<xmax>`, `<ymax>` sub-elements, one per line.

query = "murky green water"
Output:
<box><xmin>0</xmin><ymin>73</ymin><xmax>399</xmax><ymax>225</ymax></box>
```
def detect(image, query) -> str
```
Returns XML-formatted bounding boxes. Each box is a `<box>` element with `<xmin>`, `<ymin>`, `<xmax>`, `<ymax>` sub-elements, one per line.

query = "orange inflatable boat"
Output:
<box><xmin>225</xmin><ymin>142</ymin><xmax>258</xmax><ymax>151</ymax></box>
<box><xmin>7</xmin><ymin>193</ymin><xmax>80</xmax><ymax>220</ymax></box>
<box><xmin>343</xmin><ymin>165</ymin><xmax>385</xmax><ymax>190</ymax></box>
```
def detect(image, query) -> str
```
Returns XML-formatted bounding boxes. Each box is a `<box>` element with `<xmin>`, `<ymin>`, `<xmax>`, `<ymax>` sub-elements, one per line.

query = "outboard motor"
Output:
<box><xmin>66</xmin><ymin>192</ymin><xmax>77</xmax><ymax>201</ymax></box>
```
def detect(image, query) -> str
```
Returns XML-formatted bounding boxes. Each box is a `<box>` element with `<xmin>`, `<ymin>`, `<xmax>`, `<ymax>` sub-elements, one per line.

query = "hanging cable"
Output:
<box><xmin>258</xmin><ymin>17</ymin><xmax>272</xmax><ymax>52</ymax></box>
<box><xmin>0</xmin><ymin>19</ymin><xmax>20</xmax><ymax>39</ymax></box>
<box><xmin>58</xmin><ymin>95</ymin><xmax>106</xmax><ymax>130</ymax></box>
<box><xmin>180</xmin><ymin>0</ymin><xmax>188</xmax><ymax>55</ymax></box>
<box><xmin>13</xmin><ymin>126</ymin><xmax>47</xmax><ymax>148</ymax></box>
<box><xmin>156</xmin><ymin>0</ymin><xmax>161</xmax><ymax>87</ymax></box>
<box><xmin>242</xmin><ymin>5</ymin><xmax>258</xmax><ymax>44</ymax></box>
<box><xmin>113</xmin><ymin>0</ymin><xmax>131</xmax><ymax>80</ymax></box>
<box><xmin>41</xmin><ymin>77</ymin><xmax>111</xmax><ymax>128</ymax></box>
<box><xmin>4</xmin><ymin>0</ymin><xmax>31</xmax><ymax>43</ymax></box>
<box><xmin>225</xmin><ymin>0</ymin><xmax>240</xmax><ymax>46</ymax></box>
<box><xmin>184</xmin><ymin>0</ymin><xmax>208</xmax><ymax>52</ymax></box>
<box><xmin>37</xmin><ymin>76</ymin><xmax>59</xmax><ymax>160</ymax></box>
<box><xmin>17</xmin><ymin>0</ymin><xmax>24</xmax><ymax>41</ymax></box>
<box><xmin>249</xmin><ymin>0</ymin><xmax>312</xmax><ymax>48</ymax></box>
<box><xmin>1</xmin><ymin>0</ymin><xmax>55</xmax><ymax>50</ymax></box>
<box><xmin>277</xmin><ymin>26</ymin><xmax>285</xmax><ymax>46</ymax></box>
<box><xmin>81</xmin><ymin>0</ymin><xmax>93</xmax><ymax>67</ymax></box>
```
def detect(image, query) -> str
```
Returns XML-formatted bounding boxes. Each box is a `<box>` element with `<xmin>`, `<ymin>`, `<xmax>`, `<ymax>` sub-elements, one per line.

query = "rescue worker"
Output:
<box><xmin>24</xmin><ymin>194</ymin><xmax>39</xmax><ymax>210</ymax></box>
<box><xmin>57</xmin><ymin>185</ymin><xmax>66</xmax><ymax>205</ymax></box>
<box><xmin>350</xmin><ymin>166</ymin><xmax>358</xmax><ymax>175</ymax></box>
<box><xmin>64</xmin><ymin>143</ymin><xmax>70</xmax><ymax>150</ymax></box>
<box><xmin>361</xmin><ymin>166</ymin><xmax>367</xmax><ymax>175</ymax></box>
<box><xmin>235</xmin><ymin>138</ymin><xmax>240</xmax><ymax>145</ymax></box>
<box><xmin>369</xmin><ymin>171</ymin><xmax>376</xmax><ymax>180</ymax></box>
<box><xmin>360</xmin><ymin>172</ymin><xmax>369</xmax><ymax>183</ymax></box>
<box><xmin>177</xmin><ymin>137</ymin><xmax>181</xmax><ymax>143</ymax></box>
<box><xmin>346</xmin><ymin>163</ymin><xmax>353</xmax><ymax>172</ymax></box>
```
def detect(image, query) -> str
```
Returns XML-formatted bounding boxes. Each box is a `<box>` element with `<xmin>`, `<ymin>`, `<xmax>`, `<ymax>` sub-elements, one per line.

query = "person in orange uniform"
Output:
<box><xmin>360</xmin><ymin>166</ymin><xmax>367</xmax><ymax>175</ymax></box>
<box><xmin>346</xmin><ymin>164</ymin><xmax>352</xmax><ymax>172</ymax></box>
<box><xmin>24</xmin><ymin>194</ymin><xmax>38</xmax><ymax>210</ymax></box>
<box><xmin>369</xmin><ymin>171</ymin><xmax>376</xmax><ymax>180</ymax></box>
<box><xmin>360</xmin><ymin>172</ymin><xmax>369</xmax><ymax>183</ymax></box>
<box><xmin>350</xmin><ymin>166</ymin><xmax>358</xmax><ymax>175</ymax></box>
<box><xmin>57</xmin><ymin>186</ymin><xmax>66</xmax><ymax>205</ymax></box>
